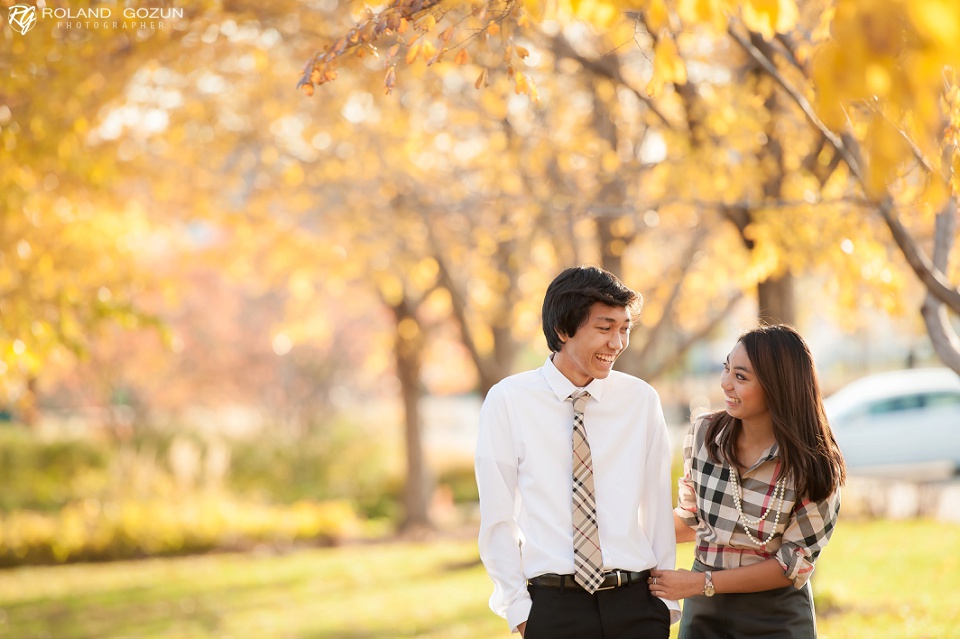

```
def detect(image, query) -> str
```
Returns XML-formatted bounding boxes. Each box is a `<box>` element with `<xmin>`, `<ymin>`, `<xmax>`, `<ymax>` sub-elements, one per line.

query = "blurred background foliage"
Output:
<box><xmin>0</xmin><ymin>0</ymin><xmax>958</xmax><ymax>580</ymax></box>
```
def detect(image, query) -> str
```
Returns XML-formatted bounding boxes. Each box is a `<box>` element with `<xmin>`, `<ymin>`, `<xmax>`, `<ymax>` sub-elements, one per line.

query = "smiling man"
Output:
<box><xmin>475</xmin><ymin>266</ymin><xmax>680</xmax><ymax>638</ymax></box>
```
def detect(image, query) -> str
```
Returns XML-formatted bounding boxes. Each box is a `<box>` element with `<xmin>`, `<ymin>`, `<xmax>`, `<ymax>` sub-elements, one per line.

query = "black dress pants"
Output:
<box><xmin>524</xmin><ymin>579</ymin><xmax>671</xmax><ymax>639</ymax></box>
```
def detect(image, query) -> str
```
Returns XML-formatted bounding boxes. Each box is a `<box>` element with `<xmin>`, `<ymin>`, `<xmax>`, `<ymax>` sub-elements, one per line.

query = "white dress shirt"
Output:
<box><xmin>475</xmin><ymin>356</ymin><xmax>680</xmax><ymax>632</ymax></box>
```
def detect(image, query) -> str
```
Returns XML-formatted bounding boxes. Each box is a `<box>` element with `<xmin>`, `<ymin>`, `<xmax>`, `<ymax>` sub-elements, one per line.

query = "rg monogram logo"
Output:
<box><xmin>7</xmin><ymin>4</ymin><xmax>37</xmax><ymax>35</ymax></box>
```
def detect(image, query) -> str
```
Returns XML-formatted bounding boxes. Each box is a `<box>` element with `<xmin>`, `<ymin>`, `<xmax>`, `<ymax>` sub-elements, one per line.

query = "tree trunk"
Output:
<box><xmin>757</xmin><ymin>273</ymin><xmax>796</xmax><ymax>326</ymax></box>
<box><xmin>20</xmin><ymin>376</ymin><xmax>39</xmax><ymax>428</ymax></box>
<box><xmin>390</xmin><ymin>298</ymin><xmax>433</xmax><ymax>532</ymax></box>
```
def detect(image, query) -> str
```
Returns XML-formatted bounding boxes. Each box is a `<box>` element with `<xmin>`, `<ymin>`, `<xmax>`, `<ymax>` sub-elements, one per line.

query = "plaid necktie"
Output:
<box><xmin>570</xmin><ymin>389</ymin><xmax>603</xmax><ymax>593</ymax></box>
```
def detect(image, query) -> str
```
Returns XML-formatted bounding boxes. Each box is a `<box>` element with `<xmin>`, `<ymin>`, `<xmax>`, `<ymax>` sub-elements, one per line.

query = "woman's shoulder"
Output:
<box><xmin>686</xmin><ymin>410</ymin><xmax>729</xmax><ymax>452</ymax></box>
<box><xmin>691</xmin><ymin>410</ymin><xmax>723</xmax><ymax>434</ymax></box>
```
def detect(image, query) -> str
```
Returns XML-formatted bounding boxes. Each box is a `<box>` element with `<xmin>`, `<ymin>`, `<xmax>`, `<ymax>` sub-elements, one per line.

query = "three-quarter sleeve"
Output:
<box><xmin>674</xmin><ymin>423</ymin><xmax>700</xmax><ymax>528</ymax></box>
<box><xmin>775</xmin><ymin>489</ymin><xmax>841</xmax><ymax>588</ymax></box>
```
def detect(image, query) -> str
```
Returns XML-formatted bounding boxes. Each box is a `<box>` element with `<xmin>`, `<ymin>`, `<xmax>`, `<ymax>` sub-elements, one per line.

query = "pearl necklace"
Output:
<box><xmin>729</xmin><ymin>468</ymin><xmax>787</xmax><ymax>547</ymax></box>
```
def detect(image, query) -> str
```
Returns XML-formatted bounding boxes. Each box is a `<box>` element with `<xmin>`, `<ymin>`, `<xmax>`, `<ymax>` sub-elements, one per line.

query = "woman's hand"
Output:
<box><xmin>648</xmin><ymin>568</ymin><xmax>705</xmax><ymax>600</ymax></box>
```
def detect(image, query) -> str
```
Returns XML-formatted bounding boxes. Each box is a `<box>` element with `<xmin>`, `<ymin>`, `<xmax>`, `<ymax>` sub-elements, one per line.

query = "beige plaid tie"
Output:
<box><xmin>570</xmin><ymin>389</ymin><xmax>603</xmax><ymax>592</ymax></box>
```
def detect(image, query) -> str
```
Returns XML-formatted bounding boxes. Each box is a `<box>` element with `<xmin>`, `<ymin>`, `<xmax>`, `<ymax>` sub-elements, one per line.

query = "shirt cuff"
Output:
<box><xmin>776</xmin><ymin>544</ymin><xmax>815</xmax><ymax>589</ymax></box>
<box><xmin>664</xmin><ymin>598</ymin><xmax>682</xmax><ymax>624</ymax></box>
<box><xmin>674</xmin><ymin>505</ymin><xmax>698</xmax><ymax>527</ymax></box>
<box><xmin>506</xmin><ymin>596</ymin><xmax>532</xmax><ymax>633</ymax></box>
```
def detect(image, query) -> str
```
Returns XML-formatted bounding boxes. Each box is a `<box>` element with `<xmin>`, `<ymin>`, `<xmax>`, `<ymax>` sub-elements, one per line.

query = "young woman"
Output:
<box><xmin>648</xmin><ymin>324</ymin><xmax>846</xmax><ymax>638</ymax></box>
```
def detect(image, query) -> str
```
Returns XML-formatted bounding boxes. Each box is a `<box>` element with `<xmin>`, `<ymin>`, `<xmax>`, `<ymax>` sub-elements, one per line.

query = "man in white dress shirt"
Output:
<box><xmin>475</xmin><ymin>266</ymin><xmax>680</xmax><ymax>637</ymax></box>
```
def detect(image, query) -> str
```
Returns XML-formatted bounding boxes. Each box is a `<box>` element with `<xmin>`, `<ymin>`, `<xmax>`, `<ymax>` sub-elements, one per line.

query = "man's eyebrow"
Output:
<box><xmin>595</xmin><ymin>315</ymin><xmax>629</xmax><ymax>324</ymax></box>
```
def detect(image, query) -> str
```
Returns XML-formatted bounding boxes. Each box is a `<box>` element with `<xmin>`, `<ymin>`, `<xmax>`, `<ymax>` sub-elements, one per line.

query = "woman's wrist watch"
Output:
<box><xmin>703</xmin><ymin>570</ymin><xmax>716</xmax><ymax>597</ymax></box>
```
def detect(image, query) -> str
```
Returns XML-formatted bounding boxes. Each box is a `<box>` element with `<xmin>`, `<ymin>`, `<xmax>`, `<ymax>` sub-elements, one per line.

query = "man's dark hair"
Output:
<box><xmin>541</xmin><ymin>266</ymin><xmax>642</xmax><ymax>353</ymax></box>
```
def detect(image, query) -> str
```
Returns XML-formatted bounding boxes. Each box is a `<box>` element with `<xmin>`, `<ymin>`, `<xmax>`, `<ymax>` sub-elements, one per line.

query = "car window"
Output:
<box><xmin>922</xmin><ymin>392</ymin><xmax>960</xmax><ymax>408</ymax></box>
<box><xmin>833</xmin><ymin>391</ymin><xmax>960</xmax><ymax>425</ymax></box>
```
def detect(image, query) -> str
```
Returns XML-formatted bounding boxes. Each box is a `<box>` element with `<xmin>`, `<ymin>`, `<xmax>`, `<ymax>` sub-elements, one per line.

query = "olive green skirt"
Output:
<box><xmin>678</xmin><ymin>559</ymin><xmax>817</xmax><ymax>639</ymax></box>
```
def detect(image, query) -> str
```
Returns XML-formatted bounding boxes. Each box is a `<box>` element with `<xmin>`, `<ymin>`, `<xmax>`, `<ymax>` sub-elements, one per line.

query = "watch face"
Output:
<box><xmin>704</xmin><ymin>584</ymin><xmax>716</xmax><ymax>596</ymax></box>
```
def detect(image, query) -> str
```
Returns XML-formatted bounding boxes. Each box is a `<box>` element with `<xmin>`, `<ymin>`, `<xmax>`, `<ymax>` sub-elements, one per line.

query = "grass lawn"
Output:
<box><xmin>0</xmin><ymin>518</ymin><xmax>957</xmax><ymax>638</ymax></box>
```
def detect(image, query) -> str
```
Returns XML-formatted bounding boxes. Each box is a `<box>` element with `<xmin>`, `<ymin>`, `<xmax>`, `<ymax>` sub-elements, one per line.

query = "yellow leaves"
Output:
<box><xmin>570</xmin><ymin>0</ymin><xmax>621</xmax><ymax>29</ymax></box>
<box><xmin>811</xmin><ymin>0</ymin><xmax>959</xmax><ymax>198</ymax></box>
<box><xmin>646</xmin><ymin>0</ymin><xmax>671</xmax><ymax>32</ymax></box>
<box><xmin>377</xmin><ymin>273</ymin><xmax>405</xmax><ymax>307</ymax></box>
<box><xmin>514</xmin><ymin>70</ymin><xmax>528</xmax><ymax>95</ymax></box>
<box><xmin>401</xmin><ymin>39</ymin><xmax>441</xmax><ymax>67</ymax></box>
<box><xmin>646</xmin><ymin>36</ymin><xmax>686</xmax><ymax>96</ymax></box>
<box><xmin>521</xmin><ymin>0</ymin><xmax>546</xmax><ymax>22</ymax></box>
<box><xmin>677</xmin><ymin>0</ymin><xmax>731</xmax><ymax>32</ymax></box>
<box><xmin>740</xmin><ymin>0</ymin><xmax>798</xmax><ymax>40</ymax></box>
<box><xmin>512</xmin><ymin>70</ymin><xmax>540</xmax><ymax>102</ymax></box>
<box><xmin>410</xmin><ymin>257</ymin><xmax>439</xmax><ymax>289</ymax></box>
<box><xmin>909</xmin><ymin>2</ymin><xmax>960</xmax><ymax>63</ymax></box>
<box><xmin>405</xmin><ymin>43</ymin><xmax>421</xmax><ymax>65</ymax></box>
<box><xmin>863</xmin><ymin>116</ymin><xmax>910</xmax><ymax>198</ymax></box>
<box><xmin>454</xmin><ymin>48</ymin><xmax>470</xmax><ymax>65</ymax></box>
<box><xmin>417</xmin><ymin>13</ymin><xmax>437</xmax><ymax>33</ymax></box>
<box><xmin>300</xmin><ymin>61</ymin><xmax>340</xmax><ymax>96</ymax></box>
<box><xmin>953</xmin><ymin>151</ymin><xmax>960</xmax><ymax>195</ymax></box>
<box><xmin>282</xmin><ymin>163</ymin><xmax>304</xmax><ymax>187</ymax></box>
<box><xmin>384</xmin><ymin>67</ymin><xmax>396</xmax><ymax>95</ymax></box>
<box><xmin>601</xmin><ymin>149</ymin><xmax>620</xmax><ymax>173</ymax></box>
<box><xmin>480</xmin><ymin>89</ymin><xmax>508</xmax><ymax>119</ymax></box>
<box><xmin>421</xmin><ymin>40</ymin><xmax>439</xmax><ymax>63</ymax></box>
<box><xmin>864</xmin><ymin>63</ymin><xmax>891</xmax><ymax>97</ymax></box>
<box><xmin>397</xmin><ymin>317</ymin><xmax>421</xmax><ymax>341</ymax></box>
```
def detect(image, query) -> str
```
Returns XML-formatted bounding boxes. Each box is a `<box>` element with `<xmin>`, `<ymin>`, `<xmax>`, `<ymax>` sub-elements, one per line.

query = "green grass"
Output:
<box><xmin>0</xmin><ymin>518</ymin><xmax>956</xmax><ymax>638</ymax></box>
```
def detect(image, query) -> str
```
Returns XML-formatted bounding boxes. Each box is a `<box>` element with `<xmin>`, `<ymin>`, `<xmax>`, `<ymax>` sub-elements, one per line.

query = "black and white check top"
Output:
<box><xmin>675</xmin><ymin>416</ymin><xmax>841</xmax><ymax>588</ymax></box>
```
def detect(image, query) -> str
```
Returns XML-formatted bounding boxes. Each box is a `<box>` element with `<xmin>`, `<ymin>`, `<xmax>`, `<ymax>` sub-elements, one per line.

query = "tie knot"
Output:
<box><xmin>570</xmin><ymin>389</ymin><xmax>590</xmax><ymax>413</ymax></box>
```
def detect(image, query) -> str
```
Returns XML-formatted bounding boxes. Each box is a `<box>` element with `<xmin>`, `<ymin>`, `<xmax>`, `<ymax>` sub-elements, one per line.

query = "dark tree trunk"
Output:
<box><xmin>390</xmin><ymin>298</ymin><xmax>433</xmax><ymax>532</ymax></box>
<box><xmin>757</xmin><ymin>273</ymin><xmax>796</xmax><ymax>326</ymax></box>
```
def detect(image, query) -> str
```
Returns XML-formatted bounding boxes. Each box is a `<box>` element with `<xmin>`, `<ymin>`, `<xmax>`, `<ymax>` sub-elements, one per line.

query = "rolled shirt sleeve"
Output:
<box><xmin>776</xmin><ymin>489</ymin><xmax>842</xmax><ymax>588</ymax></box>
<box><xmin>674</xmin><ymin>425</ymin><xmax>699</xmax><ymax>528</ymax></box>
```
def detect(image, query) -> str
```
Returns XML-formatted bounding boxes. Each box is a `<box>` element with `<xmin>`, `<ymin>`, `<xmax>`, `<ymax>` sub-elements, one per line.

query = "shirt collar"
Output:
<box><xmin>712</xmin><ymin>422</ymin><xmax>780</xmax><ymax>469</ymax></box>
<box><xmin>543</xmin><ymin>355</ymin><xmax>606</xmax><ymax>403</ymax></box>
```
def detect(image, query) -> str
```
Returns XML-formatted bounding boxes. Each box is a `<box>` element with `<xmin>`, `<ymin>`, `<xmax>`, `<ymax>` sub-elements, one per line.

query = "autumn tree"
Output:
<box><xmin>0</xmin><ymin>7</ymin><xmax>202</xmax><ymax>422</ymax></box>
<box><xmin>301</xmin><ymin>0</ymin><xmax>960</xmax><ymax>370</ymax></box>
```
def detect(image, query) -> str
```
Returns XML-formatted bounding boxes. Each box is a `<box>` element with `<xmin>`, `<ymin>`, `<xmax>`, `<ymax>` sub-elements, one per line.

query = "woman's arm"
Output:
<box><xmin>674</xmin><ymin>511</ymin><xmax>696</xmax><ymax>543</ymax></box>
<box><xmin>649</xmin><ymin>558</ymin><xmax>791</xmax><ymax>600</ymax></box>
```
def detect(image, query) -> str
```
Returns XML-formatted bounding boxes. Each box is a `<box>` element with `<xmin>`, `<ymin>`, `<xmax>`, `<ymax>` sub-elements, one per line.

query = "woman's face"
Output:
<box><xmin>720</xmin><ymin>341</ymin><xmax>771</xmax><ymax>428</ymax></box>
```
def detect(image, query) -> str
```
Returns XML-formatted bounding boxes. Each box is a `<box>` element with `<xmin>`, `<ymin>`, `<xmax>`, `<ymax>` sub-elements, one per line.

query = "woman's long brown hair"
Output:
<box><xmin>704</xmin><ymin>324</ymin><xmax>846</xmax><ymax>502</ymax></box>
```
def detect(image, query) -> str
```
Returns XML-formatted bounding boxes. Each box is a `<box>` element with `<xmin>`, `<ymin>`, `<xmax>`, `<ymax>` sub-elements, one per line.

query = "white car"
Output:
<box><xmin>824</xmin><ymin>368</ymin><xmax>960</xmax><ymax>480</ymax></box>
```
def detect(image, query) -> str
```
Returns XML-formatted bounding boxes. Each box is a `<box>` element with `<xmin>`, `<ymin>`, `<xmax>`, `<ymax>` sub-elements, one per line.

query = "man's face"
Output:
<box><xmin>552</xmin><ymin>303</ymin><xmax>631</xmax><ymax>387</ymax></box>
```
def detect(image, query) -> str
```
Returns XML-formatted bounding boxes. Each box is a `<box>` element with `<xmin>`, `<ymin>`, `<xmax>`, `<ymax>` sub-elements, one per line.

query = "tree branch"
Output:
<box><xmin>547</xmin><ymin>33</ymin><xmax>675</xmax><ymax>129</ymax></box>
<box><xmin>728</xmin><ymin>22</ymin><xmax>960</xmax><ymax>315</ymax></box>
<box><xmin>921</xmin><ymin>198</ymin><xmax>960</xmax><ymax>372</ymax></box>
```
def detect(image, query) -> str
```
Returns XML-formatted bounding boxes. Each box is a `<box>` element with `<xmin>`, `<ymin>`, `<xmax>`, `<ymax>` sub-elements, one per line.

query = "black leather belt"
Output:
<box><xmin>527</xmin><ymin>570</ymin><xmax>650</xmax><ymax>591</ymax></box>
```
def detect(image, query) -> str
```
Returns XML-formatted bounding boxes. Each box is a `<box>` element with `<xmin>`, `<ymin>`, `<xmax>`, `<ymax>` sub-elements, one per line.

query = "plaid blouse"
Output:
<box><xmin>674</xmin><ymin>416</ymin><xmax>841</xmax><ymax>588</ymax></box>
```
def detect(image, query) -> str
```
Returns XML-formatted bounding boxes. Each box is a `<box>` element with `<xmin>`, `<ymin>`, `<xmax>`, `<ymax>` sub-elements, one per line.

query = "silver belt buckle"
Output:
<box><xmin>595</xmin><ymin>570</ymin><xmax>621</xmax><ymax>591</ymax></box>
